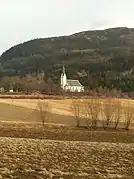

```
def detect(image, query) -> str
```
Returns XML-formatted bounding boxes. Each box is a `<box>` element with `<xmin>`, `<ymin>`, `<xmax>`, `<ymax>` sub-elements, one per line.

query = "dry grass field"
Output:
<box><xmin>0</xmin><ymin>97</ymin><xmax>134</xmax><ymax>178</ymax></box>
<box><xmin>0</xmin><ymin>98</ymin><xmax>134</xmax><ymax>121</ymax></box>
<box><xmin>0</xmin><ymin>102</ymin><xmax>74</xmax><ymax>125</ymax></box>
<box><xmin>0</xmin><ymin>98</ymin><xmax>72</xmax><ymax>116</ymax></box>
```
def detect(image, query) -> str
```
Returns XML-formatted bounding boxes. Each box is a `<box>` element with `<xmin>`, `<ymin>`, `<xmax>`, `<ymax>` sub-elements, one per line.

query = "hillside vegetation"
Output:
<box><xmin>0</xmin><ymin>27</ymin><xmax>134</xmax><ymax>92</ymax></box>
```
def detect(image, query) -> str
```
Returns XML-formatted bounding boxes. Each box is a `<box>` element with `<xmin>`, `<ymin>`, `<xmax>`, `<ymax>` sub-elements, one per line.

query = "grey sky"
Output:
<box><xmin>0</xmin><ymin>0</ymin><xmax>133</xmax><ymax>54</ymax></box>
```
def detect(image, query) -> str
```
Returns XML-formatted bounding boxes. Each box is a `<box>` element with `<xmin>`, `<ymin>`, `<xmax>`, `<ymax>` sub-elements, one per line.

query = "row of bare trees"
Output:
<box><xmin>71</xmin><ymin>98</ymin><xmax>134</xmax><ymax>130</ymax></box>
<box><xmin>34</xmin><ymin>97</ymin><xmax>133</xmax><ymax>131</ymax></box>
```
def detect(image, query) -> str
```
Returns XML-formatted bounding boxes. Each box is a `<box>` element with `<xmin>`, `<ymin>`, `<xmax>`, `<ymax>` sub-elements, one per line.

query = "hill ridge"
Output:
<box><xmin>0</xmin><ymin>27</ymin><xmax>134</xmax><ymax>92</ymax></box>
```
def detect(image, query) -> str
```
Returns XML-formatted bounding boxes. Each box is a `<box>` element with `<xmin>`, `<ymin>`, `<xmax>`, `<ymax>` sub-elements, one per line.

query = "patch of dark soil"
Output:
<box><xmin>0</xmin><ymin>122</ymin><xmax>134</xmax><ymax>143</ymax></box>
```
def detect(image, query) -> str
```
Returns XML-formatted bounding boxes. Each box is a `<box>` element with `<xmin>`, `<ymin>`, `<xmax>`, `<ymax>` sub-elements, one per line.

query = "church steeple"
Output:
<box><xmin>62</xmin><ymin>65</ymin><xmax>65</xmax><ymax>74</ymax></box>
<box><xmin>61</xmin><ymin>64</ymin><xmax>67</xmax><ymax>89</ymax></box>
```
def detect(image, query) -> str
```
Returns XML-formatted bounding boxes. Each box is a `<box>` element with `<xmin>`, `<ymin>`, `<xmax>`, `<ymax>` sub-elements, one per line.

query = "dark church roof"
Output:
<box><xmin>67</xmin><ymin>80</ymin><xmax>83</xmax><ymax>87</ymax></box>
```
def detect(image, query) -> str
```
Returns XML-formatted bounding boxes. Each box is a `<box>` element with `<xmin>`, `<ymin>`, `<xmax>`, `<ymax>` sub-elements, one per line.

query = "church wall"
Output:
<box><xmin>65</xmin><ymin>86</ymin><xmax>84</xmax><ymax>92</ymax></box>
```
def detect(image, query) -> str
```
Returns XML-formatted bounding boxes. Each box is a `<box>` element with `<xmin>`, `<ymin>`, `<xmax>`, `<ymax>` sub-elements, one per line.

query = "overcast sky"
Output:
<box><xmin>0</xmin><ymin>0</ymin><xmax>133</xmax><ymax>54</ymax></box>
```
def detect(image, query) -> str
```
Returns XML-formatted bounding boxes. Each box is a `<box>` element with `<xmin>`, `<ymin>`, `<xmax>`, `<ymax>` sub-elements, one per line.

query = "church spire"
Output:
<box><xmin>62</xmin><ymin>64</ymin><xmax>65</xmax><ymax>74</ymax></box>
<box><xmin>61</xmin><ymin>64</ymin><xmax>67</xmax><ymax>89</ymax></box>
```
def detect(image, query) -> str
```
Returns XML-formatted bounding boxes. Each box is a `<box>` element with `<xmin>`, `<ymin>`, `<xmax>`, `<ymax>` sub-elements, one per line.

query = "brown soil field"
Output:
<box><xmin>0</xmin><ymin>98</ymin><xmax>133</xmax><ymax>179</ymax></box>
<box><xmin>0</xmin><ymin>122</ymin><xmax>134</xmax><ymax>143</ymax></box>
<box><xmin>0</xmin><ymin>137</ymin><xmax>133</xmax><ymax>179</ymax></box>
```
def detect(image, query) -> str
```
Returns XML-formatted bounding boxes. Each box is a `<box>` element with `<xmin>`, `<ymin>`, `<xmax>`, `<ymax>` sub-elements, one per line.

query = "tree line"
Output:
<box><xmin>33</xmin><ymin>98</ymin><xmax>133</xmax><ymax>131</ymax></box>
<box><xmin>71</xmin><ymin>98</ymin><xmax>133</xmax><ymax>131</ymax></box>
<box><xmin>0</xmin><ymin>74</ymin><xmax>60</xmax><ymax>93</ymax></box>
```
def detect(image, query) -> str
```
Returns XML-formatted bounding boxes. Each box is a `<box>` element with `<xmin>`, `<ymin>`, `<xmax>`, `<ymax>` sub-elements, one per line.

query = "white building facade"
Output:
<box><xmin>61</xmin><ymin>66</ymin><xmax>84</xmax><ymax>92</ymax></box>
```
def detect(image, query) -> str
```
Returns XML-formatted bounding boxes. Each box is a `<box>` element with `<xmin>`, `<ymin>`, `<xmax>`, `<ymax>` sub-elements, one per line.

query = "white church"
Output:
<box><xmin>61</xmin><ymin>65</ymin><xmax>84</xmax><ymax>92</ymax></box>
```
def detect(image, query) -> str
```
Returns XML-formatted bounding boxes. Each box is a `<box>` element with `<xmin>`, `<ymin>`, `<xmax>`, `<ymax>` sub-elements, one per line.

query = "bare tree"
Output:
<box><xmin>101</xmin><ymin>98</ymin><xmax>115</xmax><ymax>129</ymax></box>
<box><xmin>123</xmin><ymin>103</ymin><xmax>133</xmax><ymax>131</ymax></box>
<box><xmin>113</xmin><ymin>99</ymin><xmax>122</xmax><ymax>129</ymax></box>
<box><xmin>37</xmin><ymin>100</ymin><xmax>51</xmax><ymax>127</ymax></box>
<box><xmin>82</xmin><ymin>99</ymin><xmax>91</xmax><ymax>128</ymax></box>
<box><xmin>71</xmin><ymin>99</ymin><xmax>82</xmax><ymax>127</ymax></box>
<box><xmin>84</xmin><ymin>98</ymin><xmax>101</xmax><ymax>129</ymax></box>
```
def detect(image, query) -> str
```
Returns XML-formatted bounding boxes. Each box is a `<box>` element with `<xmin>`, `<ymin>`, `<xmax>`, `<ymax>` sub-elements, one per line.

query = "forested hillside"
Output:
<box><xmin>0</xmin><ymin>27</ymin><xmax>134</xmax><ymax>92</ymax></box>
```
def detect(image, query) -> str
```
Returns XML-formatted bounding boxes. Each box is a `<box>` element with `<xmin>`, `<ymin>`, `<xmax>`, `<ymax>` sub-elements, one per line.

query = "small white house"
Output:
<box><xmin>61</xmin><ymin>65</ymin><xmax>84</xmax><ymax>92</ymax></box>
<box><xmin>9</xmin><ymin>89</ymin><xmax>14</xmax><ymax>93</ymax></box>
<box><xmin>0</xmin><ymin>87</ymin><xmax>4</xmax><ymax>92</ymax></box>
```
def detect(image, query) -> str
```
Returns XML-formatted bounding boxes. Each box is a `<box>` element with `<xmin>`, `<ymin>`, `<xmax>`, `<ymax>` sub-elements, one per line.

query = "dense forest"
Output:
<box><xmin>0</xmin><ymin>27</ymin><xmax>134</xmax><ymax>93</ymax></box>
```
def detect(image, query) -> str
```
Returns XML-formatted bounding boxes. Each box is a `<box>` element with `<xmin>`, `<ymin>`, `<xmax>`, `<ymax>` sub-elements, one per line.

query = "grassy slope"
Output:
<box><xmin>0</xmin><ymin>98</ymin><xmax>134</xmax><ymax>116</ymax></box>
<box><xmin>0</xmin><ymin>102</ymin><xmax>74</xmax><ymax>125</ymax></box>
<box><xmin>0</xmin><ymin>103</ymin><xmax>38</xmax><ymax>122</ymax></box>
<box><xmin>0</xmin><ymin>99</ymin><xmax>72</xmax><ymax>116</ymax></box>
<box><xmin>0</xmin><ymin>98</ymin><xmax>134</xmax><ymax>125</ymax></box>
